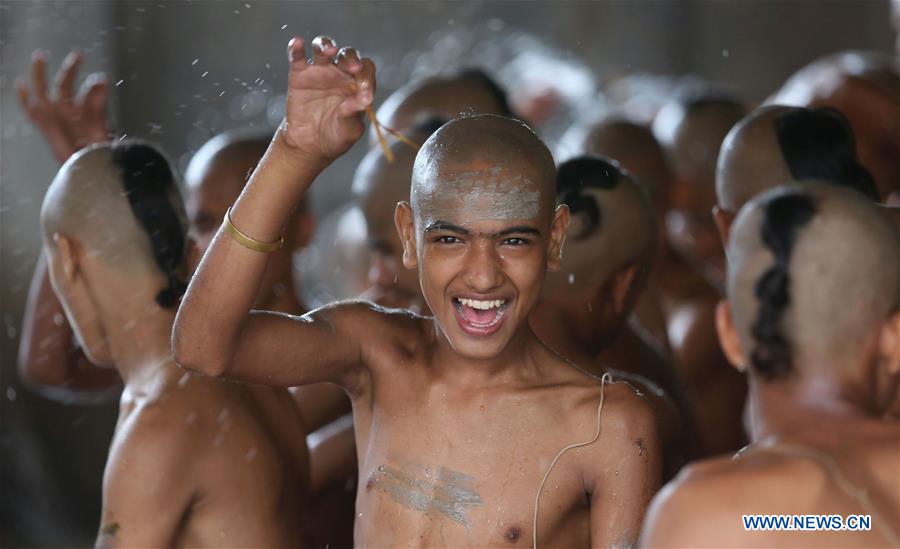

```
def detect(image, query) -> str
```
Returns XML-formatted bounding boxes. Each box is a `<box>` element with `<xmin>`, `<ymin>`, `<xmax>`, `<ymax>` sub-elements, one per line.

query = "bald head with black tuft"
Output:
<box><xmin>543</xmin><ymin>156</ymin><xmax>657</xmax><ymax>302</ymax></box>
<box><xmin>716</xmin><ymin>105</ymin><xmax>878</xmax><ymax>214</ymax></box>
<box><xmin>727</xmin><ymin>182</ymin><xmax>900</xmax><ymax>383</ymax></box>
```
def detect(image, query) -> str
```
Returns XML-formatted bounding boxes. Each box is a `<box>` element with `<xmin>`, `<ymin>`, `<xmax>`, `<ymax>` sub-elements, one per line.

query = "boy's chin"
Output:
<box><xmin>444</xmin><ymin>331</ymin><xmax>515</xmax><ymax>362</ymax></box>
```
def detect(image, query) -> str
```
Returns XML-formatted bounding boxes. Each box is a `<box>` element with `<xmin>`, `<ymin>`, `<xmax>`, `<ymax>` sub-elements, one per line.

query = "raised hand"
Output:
<box><xmin>15</xmin><ymin>50</ymin><xmax>110</xmax><ymax>164</ymax></box>
<box><xmin>280</xmin><ymin>36</ymin><xmax>376</xmax><ymax>162</ymax></box>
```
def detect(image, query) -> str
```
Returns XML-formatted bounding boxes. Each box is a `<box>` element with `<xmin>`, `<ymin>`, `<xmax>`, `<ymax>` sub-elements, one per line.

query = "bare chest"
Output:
<box><xmin>353</xmin><ymin>399</ymin><xmax>593</xmax><ymax>547</ymax></box>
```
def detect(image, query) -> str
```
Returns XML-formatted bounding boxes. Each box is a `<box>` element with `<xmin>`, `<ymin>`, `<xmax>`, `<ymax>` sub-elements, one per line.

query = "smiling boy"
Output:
<box><xmin>174</xmin><ymin>35</ymin><xmax>660</xmax><ymax>547</ymax></box>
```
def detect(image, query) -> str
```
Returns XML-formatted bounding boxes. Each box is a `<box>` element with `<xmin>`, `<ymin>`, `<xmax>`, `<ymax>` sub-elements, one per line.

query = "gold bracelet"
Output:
<box><xmin>223</xmin><ymin>207</ymin><xmax>284</xmax><ymax>253</ymax></box>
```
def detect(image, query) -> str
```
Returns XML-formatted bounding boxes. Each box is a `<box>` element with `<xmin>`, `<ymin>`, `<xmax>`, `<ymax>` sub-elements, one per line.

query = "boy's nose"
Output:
<box><xmin>462</xmin><ymin>242</ymin><xmax>504</xmax><ymax>292</ymax></box>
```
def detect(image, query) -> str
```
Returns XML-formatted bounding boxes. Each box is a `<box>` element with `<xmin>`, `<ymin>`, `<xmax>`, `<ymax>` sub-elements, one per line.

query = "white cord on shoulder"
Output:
<box><xmin>532</xmin><ymin>372</ymin><xmax>613</xmax><ymax>549</ymax></box>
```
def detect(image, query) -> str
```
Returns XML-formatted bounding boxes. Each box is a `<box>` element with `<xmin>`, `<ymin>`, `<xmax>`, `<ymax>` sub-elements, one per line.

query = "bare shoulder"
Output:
<box><xmin>641</xmin><ymin>451</ymin><xmax>828</xmax><ymax>547</ymax></box>
<box><xmin>105</xmin><ymin>401</ymin><xmax>199</xmax><ymax>496</ymax></box>
<box><xmin>548</xmin><ymin>358</ymin><xmax>659</xmax><ymax>465</ymax></box>
<box><xmin>640</xmin><ymin>456</ymin><xmax>741</xmax><ymax>547</ymax></box>
<box><xmin>569</xmin><ymin>368</ymin><xmax>658</xmax><ymax>440</ymax></box>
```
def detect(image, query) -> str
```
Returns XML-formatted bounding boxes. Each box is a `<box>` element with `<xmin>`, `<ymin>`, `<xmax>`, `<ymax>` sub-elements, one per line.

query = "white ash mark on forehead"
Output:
<box><xmin>416</xmin><ymin>166</ymin><xmax>541</xmax><ymax>223</ymax></box>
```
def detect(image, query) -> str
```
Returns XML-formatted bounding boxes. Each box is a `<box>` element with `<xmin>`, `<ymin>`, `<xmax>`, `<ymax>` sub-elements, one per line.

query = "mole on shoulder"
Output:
<box><xmin>505</xmin><ymin>526</ymin><xmax>522</xmax><ymax>543</ymax></box>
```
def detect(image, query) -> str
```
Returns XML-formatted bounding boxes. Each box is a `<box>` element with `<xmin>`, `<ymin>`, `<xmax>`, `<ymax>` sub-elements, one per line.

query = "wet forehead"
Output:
<box><xmin>413</xmin><ymin>164</ymin><xmax>543</xmax><ymax>226</ymax></box>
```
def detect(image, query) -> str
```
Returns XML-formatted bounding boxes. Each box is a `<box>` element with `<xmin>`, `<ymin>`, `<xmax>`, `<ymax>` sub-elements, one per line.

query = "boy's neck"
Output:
<box><xmin>430</xmin><ymin>322</ymin><xmax>545</xmax><ymax>387</ymax></box>
<box><xmin>101</xmin><ymin>299</ymin><xmax>178</xmax><ymax>386</ymax></box>
<box><xmin>748</xmin><ymin>375</ymin><xmax>878</xmax><ymax>444</ymax></box>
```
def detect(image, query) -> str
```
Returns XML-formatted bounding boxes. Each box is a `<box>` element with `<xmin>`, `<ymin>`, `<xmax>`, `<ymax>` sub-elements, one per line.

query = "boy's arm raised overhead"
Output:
<box><xmin>173</xmin><ymin>36</ymin><xmax>376</xmax><ymax>388</ymax></box>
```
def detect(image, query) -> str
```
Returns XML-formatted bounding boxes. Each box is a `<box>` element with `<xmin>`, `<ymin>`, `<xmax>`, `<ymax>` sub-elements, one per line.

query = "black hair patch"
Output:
<box><xmin>111</xmin><ymin>141</ymin><xmax>188</xmax><ymax>309</ymax></box>
<box><xmin>556</xmin><ymin>155</ymin><xmax>623</xmax><ymax>240</ymax></box>
<box><xmin>774</xmin><ymin>107</ymin><xmax>880</xmax><ymax>202</ymax></box>
<box><xmin>750</xmin><ymin>191</ymin><xmax>817</xmax><ymax>380</ymax></box>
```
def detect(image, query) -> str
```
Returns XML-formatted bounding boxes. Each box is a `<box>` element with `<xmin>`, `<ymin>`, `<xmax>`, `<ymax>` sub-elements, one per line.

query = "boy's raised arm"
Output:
<box><xmin>173</xmin><ymin>36</ymin><xmax>376</xmax><ymax>388</ymax></box>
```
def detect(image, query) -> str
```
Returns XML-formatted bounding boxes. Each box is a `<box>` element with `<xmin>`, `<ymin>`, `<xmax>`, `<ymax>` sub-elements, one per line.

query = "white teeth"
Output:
<box><xmin>459</xmin><ymin>298</ymin><xmax>506</xmax><ymax>310</ymax></box>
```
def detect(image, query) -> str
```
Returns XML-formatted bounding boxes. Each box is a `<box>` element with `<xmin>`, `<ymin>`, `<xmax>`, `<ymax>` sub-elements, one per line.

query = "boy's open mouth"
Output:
<box><xmin>452</xmin><ymin>297</ymin><xmax>509</xmax><ymax>336</ymax></box>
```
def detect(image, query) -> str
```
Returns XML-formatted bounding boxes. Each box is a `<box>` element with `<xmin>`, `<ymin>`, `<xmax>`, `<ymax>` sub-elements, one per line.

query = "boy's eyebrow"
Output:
<box><xmin>424</xmin><ymin>222</ymin><xmax>541</xmax><ymax>238</ymax></box>
<box><xmin>495</xmin><ymin>226</ymin><xmax>541</xmax><ymax>237</ymax></box>
<box><xmin>424</xmin><ymin>221</ymin><xmax>470</xmax><ymax>234</ymax></box>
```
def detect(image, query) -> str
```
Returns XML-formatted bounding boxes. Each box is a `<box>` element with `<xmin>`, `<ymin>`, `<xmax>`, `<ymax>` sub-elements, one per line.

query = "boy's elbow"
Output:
<box><xmin>171</xmin><ymin>331</ymin><xmax>229</xmax><ymax>378</ymax></box>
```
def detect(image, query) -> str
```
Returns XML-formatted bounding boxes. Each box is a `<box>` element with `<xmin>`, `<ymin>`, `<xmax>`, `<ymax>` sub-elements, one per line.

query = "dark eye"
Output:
<box><xmin>434</xmin><ymin>235</ymin><xmax>461</xmax><ymax>244</ymax></box>
<box><xmin>502</xmin><ymin>237</ymin><xmax>529</xmax><ymax>246</ymax></box>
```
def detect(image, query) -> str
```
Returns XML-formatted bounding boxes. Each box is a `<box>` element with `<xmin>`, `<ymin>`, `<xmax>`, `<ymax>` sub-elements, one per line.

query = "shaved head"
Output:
<box><xmin>185</xmin><ymin>129</ymin><xmax>271</xmax><ymax>194</ymax></box>
<box><xmin>559</xmin><ymin>118</ymin><xmax>672</xmax><ymax>208</ymax></box>
<box><xmin>543</xmin><ymin>156</ymin><xmax>657</xmax><ymax>302</ymax></box>
<box><xmin>354</xmin><ymin>136</ymin><xmax>422</xmax><ymax>224</ymax></box>
<box><xmin>373</xmin><ymin>69</ymin><xmax>513</xmax><ymax>145</ymax></box>
<box><xmin>41</xmin><ymin>142</ymin><xmax>187</xmax><ymax>307</ymax></box>
<box><xmin>653</xmin><ymin>93</ymin><xmax>746</xmax><ymax>205</ymax></box>
<box><xmin>727</xmin><ymin>182</ymin><xmax>900</xmax><ymax>381</ymax></box>
<box><xmin>716</xmin><ymin>105</ymin><xmax>879</xmax><ymax>213</ymax></box>
<box><xmin>411</xmin><ymin>114</ymin><xmax>556</xmax><ymax>228</ymax></box>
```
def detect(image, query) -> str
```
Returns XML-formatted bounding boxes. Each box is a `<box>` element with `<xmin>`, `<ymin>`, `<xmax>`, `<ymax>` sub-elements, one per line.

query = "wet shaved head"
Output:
<box><xmin>559</xmin><ymin>118</ymin><xmax>672</xmax><ymax>208</ymax></box>
<box><xmin>373</xmin><ymin>69</ymin><xmax>513</xmax><ymax>145</ymax></box>
<box><xmin>411</xmin><ymin>114</ymin><xmax>556</xmax><ymax>228</ymax></box>
<box><xmin>543</xmin><ymin>156</ymin><xmax>657</xmax><ymax>302</ymax></box>
<box><xmin>41</xmin><ymin>142</ymin><xmax>188</xmax><ymax>307</ymax></box>
<box><xmin>716</xmin><ymin>105</ymin><xmax>878</xmax><ymax>213</ymax></box>
<box><xmin>727</xmin><ymin>182</ymin><xmax>900</xmax><ymax>381</ymax></box>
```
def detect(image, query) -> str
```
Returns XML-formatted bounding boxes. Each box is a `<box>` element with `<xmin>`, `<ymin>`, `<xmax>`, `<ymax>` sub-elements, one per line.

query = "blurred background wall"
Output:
<box><xmin>0</xmin><ymin>1</ymin><xmax>894</xmax><ymax>545</ymax></box>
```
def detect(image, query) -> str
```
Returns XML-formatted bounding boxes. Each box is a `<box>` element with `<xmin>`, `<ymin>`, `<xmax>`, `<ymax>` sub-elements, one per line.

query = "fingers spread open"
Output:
<box><xmin>30</xmin><ymin>50</ymin><xmax>49</xmax><ymax>102</ymax></box>
<box><xmin>55</xmin><ymin>50</ymin><xmax>83</xmax><ymax>104</ymax></box>
<box><xmin>15</xmin><ymin>77</ymin><xmax>33</xmax><ymax>114</ymax></box>
<box><xmin>80</xmin><ymin>73</ymin><xmax>109</xmax><ymax>139</ymax></box>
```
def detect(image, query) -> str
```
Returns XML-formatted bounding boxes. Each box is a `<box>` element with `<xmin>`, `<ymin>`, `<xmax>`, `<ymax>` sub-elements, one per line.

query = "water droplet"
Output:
<box><xmin>721</xmin><ymin>49</ymin><xmax>730</xmax><ymax>58</ymax></box>
<box><xmin>115</xmin><ymin>79</ymin><xmax>124</xmax><ymax>86</ymax></box>
<box><xmin>191</xmin><ymin>58</ymin><xmax>199</xmax><ymax>66</ymax></box>
<box><xmin>6</xmin><ymin>387</ymin><xmax>17</xmax><ymax>401</ymax></box>
<box><xmin>568</xmin><ymin>273</ymin><xmax>575</xmax><ymax>284</ymax></box>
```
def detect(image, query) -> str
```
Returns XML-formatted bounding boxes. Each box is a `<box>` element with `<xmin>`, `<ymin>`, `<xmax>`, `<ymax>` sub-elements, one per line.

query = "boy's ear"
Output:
<box><xmin>713</xmin><ymin>206</ymin><xmax>735</xmax><ymax>251</ymax></box>
<box><xmin>54</xmin><ymin>233</ymin><xmax>81</xmax><ymax>283</ymax></box>
<box><xmin>715</xmin><ymin>298</ymin><xmax>746</xmax><ymax>372</ymax></box>
<box><xmin>609</xmin><ymin>263</ymin><xmax>640</xmax><ymax>316</ymax></box>
<box><xmin>394</xmin><ymin>201</ymin><xmax>418</xmax><ymax>270</ymax></box>
<box><xmin>546</xmin><ymin>204</ymin><xmax>570</xmax><ymax>272</ymax></box>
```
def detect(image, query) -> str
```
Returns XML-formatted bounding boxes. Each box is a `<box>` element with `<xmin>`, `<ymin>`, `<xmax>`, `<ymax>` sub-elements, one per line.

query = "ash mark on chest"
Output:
<box><xmin>368</xmin><ymin>463</ymin><xmax>483</xmax><ymax>527</ymax></box>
